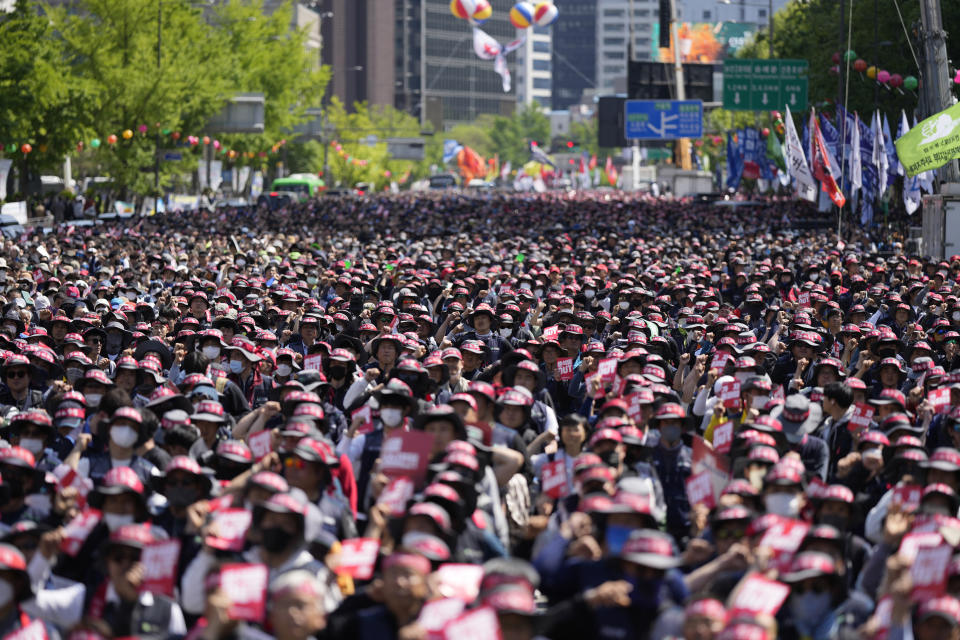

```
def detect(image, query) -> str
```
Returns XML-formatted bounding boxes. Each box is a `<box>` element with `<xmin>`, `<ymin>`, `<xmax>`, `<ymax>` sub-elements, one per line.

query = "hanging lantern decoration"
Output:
<box><xmin>829</xmin><ymin>65</ymin><xmax>840</xmax><ymax>75</ymax></box>
<box><xmin>866</xmin><ymin>65</ymin><xmax>877</xmax><ymax>79</ymax></box>
<box><xmin>122</xmin><ymin>129</ymin><xmax>133</xmax><ymax>140</ymax></box>
<box><xmin>172</xmin><ymin>131</ymin><xmax>181</xmax><ymax>140</ymax></box>
<box><xmin>259</xmin><ymin>151</ymin><xmax>266</xmax><ymax>158</ymax></box>
<box><xmin>770</xmin><ymin>111</ymin><xmax>782</xmax><ymax>121</ymax></box>
<box><xmin>904</xmin><ymin>75</ymin><xmax>919</xmax><ymax>90</ymax></box>
<box><xmin>213</xmin><ymin>140</ymin><xmax>221</xmax><ymax>150</ymax></box>
<box><xmin>76</xmin><ymin>142</ymin><xmax>84</xmax><ymax>152</ymax></box>
<box><xmin>761</xmin><ymin>127</ymin><xmax>770</xmax><ymax>138</ymax></box>
<box><xmin>711</xmin><ymin>136</ymin><xmax>722</xmax><ymax>145</ymax></box>
<box><xmin>877</xmin><ymin>69</ymin><xmax>890</xmax><ymax>84</ymax></box>
<box><xmin>20</xmin><ymin>143</ymin><xmax>31</xmax><ymax>154</ymax></box>
<box><xmin>384</xmin><ymin>170</ymin><xmax>392</xmax><ymax>177</ymax></box>
<box><xmin>776</xmin><ymin>123</ymin><xmax>785</xmax><ymax>135</ymax></box>
<box><xmin>161</xmin><ymin>128</ymin><xmax>171</xmax><ymax>136</ymax></box>
<box><xmin>37</xmin><ymin>144</ymin><xmax>47</xmax><ymax>153</ymax></box>
<box><xmin>137</xmin><ymin>124</ymin><xmax>148</xmax><ymax>135</ymax></box>
<box><xmin>90</xmin><ymin>138</ymin><xmax>101</xmax><ymax>148</ymax></box>
<box><xmin>202</xmin><ymin>135</ymin><xmax>211</xmax><ymax>145</ymax></box>
<box><xmin>889</xmin><ymin>73</ymin><xmax>903</xmax><ymax>89</ymax></box>
<box><xmin>853</xmin><ymin>59</ymin><xmax>867</xmax><ymax>73</ymax></box>
<box><xmin>227</xmin><ymin>150</ymin><xmax>237</xmax><ymax>159</ymax></box>
<box><xmin>694</xmin><ymin>139</ymin><xmax>703</xmax><ymax>147</ymax></box>
<box><xmin>107</xmin><ymin>134</ymin><xmax>118</xmax><ymax>145</ymax></box>
<box><xmin>843</xmin><ymin>50</ymin><xmax>856</xmax><ymax>62</ymax></box>
<box><xmin>831</xmin><ymin>52</ymin><xmax>841</xmax><ymax>64</ymax></box>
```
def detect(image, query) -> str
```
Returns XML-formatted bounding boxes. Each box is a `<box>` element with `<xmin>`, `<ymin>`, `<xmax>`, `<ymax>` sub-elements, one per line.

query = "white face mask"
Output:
<box><xmin>735</xmin><ymin>372</ymin><xmax>753</xmax><ymax>384</ymax></box>
<box><xmin>19</xmin><ymin>438</ymin><xmax>43</xmax><ymax>456</ymax></box>
<box><xmin>275</xmin><ymin>364</ymin><xmax>293</xmax><ymax>378</ymax></box>
<box><xmin>0</xmin><ymin>580</ymin><xmax>13</xmax><ymax>609</ymax></box>
<box><xmin>751</xmin><ymin>395</ymin><xmax>770</xmax><ymax>409</ymax></box>
<box><xmin>711</xmin><ymin>274</ymin><xmax>720</xmax><ymax>283</ymax></box>
<box><xmin>619</xmin><ymin>301</ymin><xmax>630</xmax><ymax>310</ymax></box>
<box><xmin>584</xmin><ymin>289</ymin><xmax>595</xmax><ymax>299</ymax></box>
<box><xmin>499</xmin><ymin>328</ymin><xmax>513</xmax><ymax>338</ymax></box>
<box><xmin>103</xmin><ymin>512</ymin><xmax>135</xmax><ymax>532</ymax></box>
<box><xmin>764</xmin><ymin>492</ymin><xmax>802</xmax><ymax>518</ymax></box>
<box><xmin>519</xmin><ymin>282</ymin><xmax>532</xmax><ymax>291</ymax></box>
<box><xmin>229</xmin><ymin>360</ymin><xmax>245</xmax><ymax>375</ymax></box>
<box><xmin>863</xmin><ymin>447</ymin><xmax>884</xmax><ymax>465</ymax></box>
<box><xmin>110</xmin><ymin>425</ymin><xmax>139</xmax><ymax>448</ymax></box>
<box><xmin>202</xmin><ymin>346</ymin><xmax>221</xmax><ymax>360</ymax></box>
<box><xmin>85</xmin><ymin>393</ymin><xmax>102</xmax><ymax>409</ymax></box>
<box><xmin>534</xmin><ymin>288</ymin><xmax>544</xmax><ymax>298</ymax></box>
<box><xmin>380</xmin><ymin>408</ymin><xmax>404</xmax><ymax>427</ymax></box>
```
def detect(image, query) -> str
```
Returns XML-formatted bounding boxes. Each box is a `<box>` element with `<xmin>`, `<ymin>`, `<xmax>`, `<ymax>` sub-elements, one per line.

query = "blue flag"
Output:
<box><xmin>442</xmin><ymin>140</ymin><xmax>463</xmax><ymax>164</ymax></box>
<box><xmin>726</xmin><ymin>132</ymin><xmax>743</xmax><ymax>190</ymax></box>
<box><xmin>743</xmin><ymin>128</ymin><xmax>761</xmax><ymax>165</ymax></box>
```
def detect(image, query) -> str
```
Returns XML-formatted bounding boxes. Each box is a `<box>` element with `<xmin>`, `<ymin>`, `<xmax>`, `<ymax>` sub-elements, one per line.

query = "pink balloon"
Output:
<box><xmin>877</xmin><ymin>70</ymin><xmax>891</xmax><ymax>83</ymax></box>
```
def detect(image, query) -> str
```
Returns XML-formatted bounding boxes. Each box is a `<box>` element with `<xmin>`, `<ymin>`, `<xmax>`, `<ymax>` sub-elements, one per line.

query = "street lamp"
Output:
<box><xmin>718</xmin><ymin>0</ymin><xmax>774</xmax><ymax>58</ymax></box>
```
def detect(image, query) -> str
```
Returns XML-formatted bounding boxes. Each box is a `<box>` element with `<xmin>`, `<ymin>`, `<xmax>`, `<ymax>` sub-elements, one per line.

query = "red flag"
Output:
<box><xmin>812</xmin><ymin>117</ymin><xmax>846</xmax><ymax>207</ymax></box>
<box><xmin>604</xmin><ymin>157</ymin><xmax>618</xmax><ymax>185</ymax></box>
<box><xmin>589</xmin><ymin>154</ymin><xmax>597</xmax><ymax>170</ymax></box>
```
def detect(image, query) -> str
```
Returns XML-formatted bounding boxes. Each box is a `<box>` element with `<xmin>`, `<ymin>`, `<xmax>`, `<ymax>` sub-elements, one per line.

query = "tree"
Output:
<box><xmin>0</xmin><ymin>0</ymin><xmax>91</xmax><ymax>194</ymax></box>
<box><xmin>488</xmin><ymin>103</ymin><xmax>551</xmax><ymax>167</ymax></box>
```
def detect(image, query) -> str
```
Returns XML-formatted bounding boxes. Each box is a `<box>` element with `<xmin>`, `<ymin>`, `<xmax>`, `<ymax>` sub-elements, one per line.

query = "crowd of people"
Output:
<box><xmin>0</xmin><ymin>190</ymin><xmax>943</xmax><ymax>639</ymax></box>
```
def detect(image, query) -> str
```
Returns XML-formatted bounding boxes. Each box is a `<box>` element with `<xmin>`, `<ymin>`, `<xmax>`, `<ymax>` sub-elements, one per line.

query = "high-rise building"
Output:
<box><xmin>395</xmin><ymin>0</ymin><xmax>517</xmax><ymax>130</ymax></box>
<box><xmin>679</xmin><ymin>0</ymin><xmax>789</xmax><ymax>27</ymax></box>
<box><xmin>596</xmin><ymin>0</ymin><xmax>659</xmax><ymax>94</ymax></box>
<box><xmin>515</xmin><ymin>26</ymin><xmax>552</xmax><ymax>108</ymax></box>
<box><xmin>551</xmin><ymin>0</ymin><xmax>597</xmax><ymax>110</ymax></box>
<box><xmin>309</xmin><ymin>0</ymin><xmax>396</xmax><ymax>109</ymax></box>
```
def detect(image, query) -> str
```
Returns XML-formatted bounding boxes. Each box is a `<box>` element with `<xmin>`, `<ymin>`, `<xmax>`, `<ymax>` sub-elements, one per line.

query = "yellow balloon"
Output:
<box><xmin>866</xmin><ymin>66</ymin><xmax>877</xmax><ymax>79</ymax></box>
<box><xmin>122</xmin><ymin>129</ymin><xmax>133</xmax><ymax>140</ymax></box>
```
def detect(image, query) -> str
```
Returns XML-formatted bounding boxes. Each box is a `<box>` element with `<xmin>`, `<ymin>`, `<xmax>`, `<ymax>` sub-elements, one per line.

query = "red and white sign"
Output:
<box><xmin>336</xmin><ymin>538</ymin><xmax>381</xmax><ymax>581</ymax></box>
<box><xmin>381</xmin><ymin>430</ymin><xmax>435</xmax><ymax>486</ymax></box>
<box><xmin>248</xmin><ymin>429</ymin><xmax>272</xmax><ymax>461</ymax></box>
<box><xmin>712</xmin><ymin>420</ymin><xmax>734</xmax><ymax>455</ymax></box>
<box><xmin>625</xmin><ymin>392</ymin><xmax>646</xmax><ymax>421</ymax></box>
<box><xmin>685</xmin><ymin>471</ymin><xmax>716</xmax><ymax>509</ymax></box>
<box><xmin>797</xmin><ymin>291</ymin><xmax>811</xmax><ymax>306</ymax></box>
<box><xmin>206</xmin><ymin>508</ymin><xmax>252</xmax><ymax>552</ymax></box>
<box><xmin>207</xmin><ymin>494</ymin><xmax>234</xmax><ymax>513</ymax></box>
<box><xmin>848</xmin><ymin>403</ymin><xmax>875</xmax><ymax>433</ymax></box>
<box><xmin>586</xmin><ymin>373</ymin><xmax>605</xmax><ymax>399</ymax></box>
<box><xmin>899</xmin><ymin>531</ymin><xmax>944</xmax><ymax>562</ymax></box>
<box><xmin>303</xmin><ymin>354</ymin><xmax>324</xmax><ymax>371</ymax></box>
<box><xmin>140</xmin><ymin>539</ymin><xmax>181</xmax><ymax>596</ymax></box>
<box><xmin>351</xmin><ymin>405</ymin><xmax>375</xmax><ymax>435</ymax></box>
<box><xmin>418</xmin><ymin>598</ymin><xmax>465</xmax><ymax>637</ymax></box>
<box><xmin>717</xmin><ymin>379</ymin><xmax>741</xmax><ymax>410</ymax></box>
<box><xmin>891</xmin><ymin>484</ymin><xmax>923</xmax><ymax>513</ymax></box>
<box><xmin>911</xmin><ymin>544</ymin><xmax>952</xmax><ymax>601</ymax></box>
<box><xmin>434</xmin><ymin>564</ymin><xmax>485</xmax><ymax>602</ymax></box>
<box><xmin>541</xmin><ymin>325</ymin><xmax>560</xmax><ymax>342</ymax></box>
<box><xmin>53</xmin><ymin>464</ymin><xmax>93</xmax><ymax>509</ymax></box>
<box><xmin>929</xmin><ymin>388</ymin><xmax>952</xmax><ymax>415</ymax></box>
<box><xmin>710</xmin><ymin>352</ymin><xmax>732</xmax><ymax>371</ymax></box>
<box><xmin>597</xmin><ymin>358</ymin><xmax>618</xmax><ymax>384</ymax></box>
<box><xmin>4</xmin><ymin>620</ymin><xmax>47</xmax><ymax>640</ymax></box>
<box><xmin>729</xmin><ymin>574</ymin><xmax>790</xmax><ymax>618</ymax></box>
<box><xmin>389</xmin><ymin>315</ymin><xmax>400</xmax><ymax>334</ymax></box>
<box><xmin>540</xmin><ymin>459</ymin><xmax>569</xmax><ymax>499</ymax></box>
<box><xmin>806</xmin><ymin>476</ymin><xmax>828</xmax><ymax>499</ymax></box>
<box><xmin>556</xmin><ymin>357</ymin><xmax>574</xmax><ymax>381</ymax></box>
<box><xmin>442</xmin><ymin>605</ymin><xmax>501</xmax><ymax>640</ymax></box>
<box><xmin>758</xmin><ymin>517</ymin><xmax>810</xmax><ymax>572</ymax></box>
<box><xmin>220</xmin><ymin>563</ymin><xmax>268</xmax><ymax>622</ymax></box>
<box><xmin>60</xmin><ymin>508</ymin><xmax>102</xmax><ymax>556</ymax></box>
<box><xmin>377</xmin><ymin>476</ymin><xmax>416</xmax><ymax>517</ymax></box>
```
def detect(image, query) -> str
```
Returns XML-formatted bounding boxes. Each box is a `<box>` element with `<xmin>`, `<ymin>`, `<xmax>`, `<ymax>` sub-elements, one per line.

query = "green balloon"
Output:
<box><xmin>904</xmin><ymin>75</ymin><xmax>918</xmax><ymax>91</ymax></box>
<box><xmin>161</xmin><ymin>129</ymin><xmax>171</xmax><ymax>135</ymax></box>
<box><xmin>844</xmin><ymin>50</ymin><xmax>857</xmax><ymax>61</ymax></box>
<box><xmin>5</xmin><ymin>144</ymin><xmax>14</xmax><ymax>153</ymax></box>
<box><xmin>90</xmin><ymin>138</ymin><xmax>101</xmax><ymax>148</ymax></box>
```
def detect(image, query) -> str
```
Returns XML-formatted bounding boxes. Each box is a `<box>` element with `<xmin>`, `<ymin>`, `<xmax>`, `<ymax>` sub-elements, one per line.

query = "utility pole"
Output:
<box><xmin>670</xmin><ymin>0</ymin><xmax>690</xmax><ymax>170</ymax></box>
<box><xmin>919</xmin><ymin>0</ymin><xmax>959</xmax><ymax>184</ymax></box>
<box><xmin>154</xmin><ymin>0</ymin><xmax>161</xmax><ymax>216</ymax></box>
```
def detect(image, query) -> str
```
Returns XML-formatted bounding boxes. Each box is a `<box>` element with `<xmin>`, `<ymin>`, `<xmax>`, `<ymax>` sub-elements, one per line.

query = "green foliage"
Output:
<box><xmin>0</xmin><ymin>0</ymin><xmax>91</xmax><ymax>175</ymax></box>
<box><xmin>488</xmin><ymin>104</ymin><xmax>551</xmax><ymax>167</ymax></box>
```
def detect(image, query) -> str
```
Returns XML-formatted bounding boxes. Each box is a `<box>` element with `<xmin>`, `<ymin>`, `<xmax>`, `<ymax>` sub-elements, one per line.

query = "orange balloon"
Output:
<box><xmin>20</xmin><ymin>144</ymin><xmax>31</xmax><ymax>154</ymax></box>
<box><xmin>107</xmin><ymin>134</ymin><xmax>118</xmax><ymax>145</ymax></box>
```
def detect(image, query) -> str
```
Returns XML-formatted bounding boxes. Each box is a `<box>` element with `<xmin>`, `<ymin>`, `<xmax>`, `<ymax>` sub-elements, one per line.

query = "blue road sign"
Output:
<box><xmin>624</xmin><ymin>100</ymin><xmax>703</xmax><ymax>140</ymax></box>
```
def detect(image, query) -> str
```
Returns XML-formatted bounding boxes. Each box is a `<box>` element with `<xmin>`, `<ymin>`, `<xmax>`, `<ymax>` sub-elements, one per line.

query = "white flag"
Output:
<box><xmin>783</xmin><ymin>106</ymin><xmax>817</xmax><ymax>202</ymax></box>
<box><xmin>850</xmin><ymin>112</ymin><xmax>862</xmax><ymax>193</ymax></box>
<box><xmin>899</xmin><ymin>112</ymin><xmax>922</xmax><ymax>214</ymax></box>
<box><xmin>872</xmin><ymin>112</ymin><xmax>889</xmax><ymax>196</ymax></box>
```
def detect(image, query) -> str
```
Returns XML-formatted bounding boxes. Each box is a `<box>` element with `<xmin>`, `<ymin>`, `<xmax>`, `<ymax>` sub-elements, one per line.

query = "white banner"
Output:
<box><xmin>0</xmin><ymin>159</ymin><xmax>11</xmax><ymax>202</ymax></box>
<box><xmin>784</xmin><ymin>106</ymin><xmax>817</xmax><ymax>202</ymax></box>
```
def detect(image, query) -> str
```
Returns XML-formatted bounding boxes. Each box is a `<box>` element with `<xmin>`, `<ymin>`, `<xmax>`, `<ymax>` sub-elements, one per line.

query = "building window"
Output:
<box><xmin>533</xmin><ymin>59</ymin><xmax>551</xmax><ymax>71</ymax></box>
<box><xmin>636</xmin><ymin>38</ymin><xmax>650</xmax><ymax>46</ymax></box>
<box><xmin>533</xmin><ymin>41</ymin><xmax>550</xmax><ymax>53</ymax></box>
<box><xmin>533</xmin><ymin>78</ymin><xmax>552</xmax><ymax>90</ymax></box>
<box><xmin>603</xmin><ymin>65</ymin><xmax>622</xmax><ymax>74</ymax></box>
<box><xmin>702</xmin><ymin>10</ymin><xmax>711</xmax><ymax>19</ymax></box>
<box><xmin>604</xmin><ymin>37</ymin><xmax>625</xmax><ymax>46</ymax></box>
<box><xmin>636</xmin><ymin>9</ymin><xmax>650</xmax><ymax>17</ymax></box>
<box><xmin>603</xmin><ymin>23</ymin><xmax>625</xmax><ymax>31</ymax></box>
<box><xmin>533</xmin><ymin>25</ymin><xmax>551</xmax><ymax>35</ymax></box>
<box><xmin>758</xmin><ymin>9</ymin><xmax>767</xmax><ymax>17</ymax></box>
<box><xmin>603</xmin><ymin>9</ymin><xmax>625</xmax><ymax>17</ymax></box>
<box><xmin>604</xmin><ymin>50</ymin><xmax>625</xmax><ymax>60</ymax></box>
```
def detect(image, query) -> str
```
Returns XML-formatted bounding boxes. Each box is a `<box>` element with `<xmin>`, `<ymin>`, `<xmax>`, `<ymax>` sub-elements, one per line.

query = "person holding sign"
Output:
<box><xmin>779</xmin><ymin>551</ymin><xmax>873</xmax><ymax>639</ymax></box>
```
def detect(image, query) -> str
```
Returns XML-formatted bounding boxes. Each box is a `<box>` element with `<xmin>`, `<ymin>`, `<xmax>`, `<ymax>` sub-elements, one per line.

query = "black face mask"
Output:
<box><xmin>261</xmin><ymin>526</ymin><xmax>293</xmax><ymax>553</ymax></box>
<box><xmin>818</xmin><ymin>514</ymin><xmax>849</xmax><ymax>531</ymax></box>
<box><xmin>328</xmin><ymin>366</ymin><xmax>347</xmax><ymax>380</ymax></box>
<box><xmin>167</xmin><ymin>487</ymin><xmax>200</xmax><ymax>509</ymax></box>
<box><xmin>600</xmin><ymin>449</ymin><xmax>621</xmax><ymax>469</ymax></box>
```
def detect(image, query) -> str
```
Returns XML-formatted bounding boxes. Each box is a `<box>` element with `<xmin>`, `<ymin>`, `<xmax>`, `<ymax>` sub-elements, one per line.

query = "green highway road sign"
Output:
<box><xmin>722</xmin><ymin>59</ymin><xmax>808</xmax><ymax>112</ymax></box>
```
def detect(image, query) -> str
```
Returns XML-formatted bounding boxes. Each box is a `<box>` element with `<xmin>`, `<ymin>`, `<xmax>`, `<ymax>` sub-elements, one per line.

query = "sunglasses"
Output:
<box><xmin>794</xmin><ymin>579</ymin><xmax>831</xmax><ymax>594</ymax></box>
<box><xmin>714</xmin><ymin>528</ymin><xmax>746</xmax><ymax>541</ymax></box>
<box><xmin>5</xmin><ymin>370</ymin><xmax>27</xmax><ymax>379</ymax></box>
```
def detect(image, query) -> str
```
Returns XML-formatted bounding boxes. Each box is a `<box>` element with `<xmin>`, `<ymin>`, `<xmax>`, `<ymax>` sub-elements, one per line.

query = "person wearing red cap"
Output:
<box><xmin>0</xmin><ymin>356</ymin><xmax>43</xmax><ymax>416</ymax></box>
